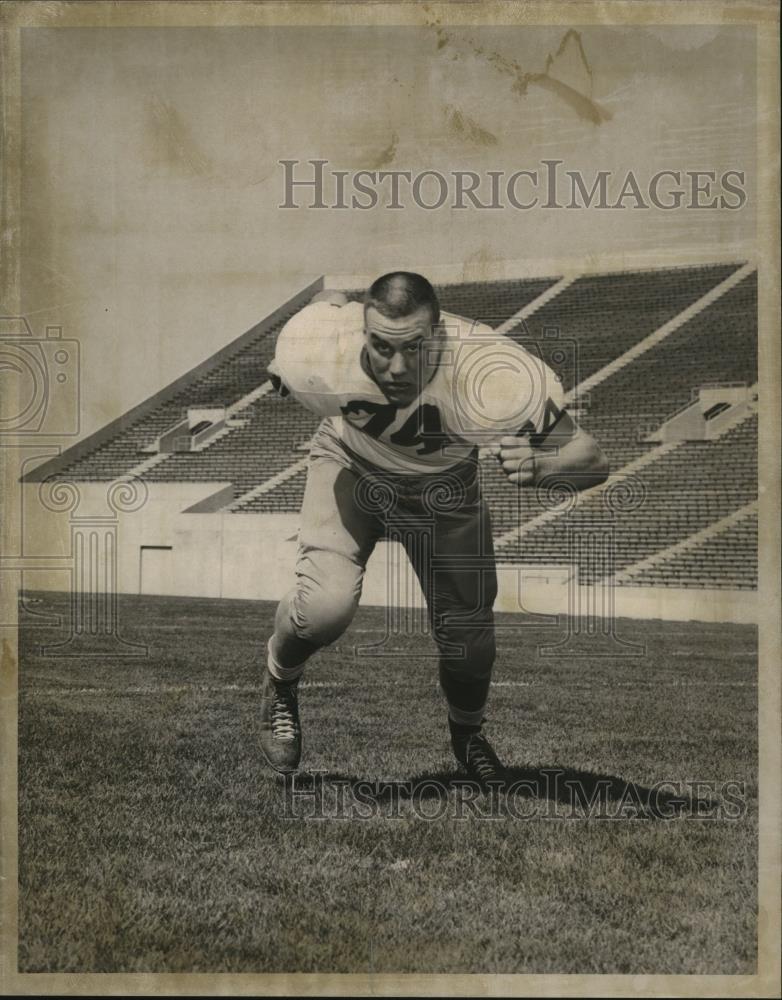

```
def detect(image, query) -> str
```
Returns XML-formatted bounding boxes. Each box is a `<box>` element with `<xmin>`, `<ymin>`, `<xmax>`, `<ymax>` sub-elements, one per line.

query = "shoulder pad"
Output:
<box><xmin>272</xmin><ymin>301</ymin><xmax>371</xmax><ymax>416</ymax></box>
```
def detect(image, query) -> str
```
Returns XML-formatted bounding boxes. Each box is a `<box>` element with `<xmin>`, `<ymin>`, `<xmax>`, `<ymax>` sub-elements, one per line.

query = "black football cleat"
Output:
<box><xmin>259</xmin><ymin>668</ymin><xmax>302</xmax><ymax>774</ymax></box>
<box><xmin>450</xmin><ymin>720</ymin><xmax>507</xmax><ymax>788</ymax></box>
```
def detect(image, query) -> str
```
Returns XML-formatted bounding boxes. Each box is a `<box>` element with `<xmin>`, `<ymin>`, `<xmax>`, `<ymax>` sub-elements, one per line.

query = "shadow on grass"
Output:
<box><xmin>277</xmin><ymin>765</ymin><xmax>717</xmax><ymax>820</ymax></box>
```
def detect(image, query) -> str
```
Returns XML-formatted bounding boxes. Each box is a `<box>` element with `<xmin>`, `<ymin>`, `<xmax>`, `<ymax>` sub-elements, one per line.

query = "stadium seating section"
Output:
<box><xmin>143</xmin><ymin>396</ymin><xmax>320</xmax><ymax>495</ymax></box>
<box><xmin>496</xmin><ymin>414</ymin><xmax>758</xmax><ymax>583</ymax></box>
<box><xmin>48</xmin><ymin>266</ymin><xmax>759</xmax><ymax>589</ymax></box>
<box><xmin>52</xmin><ymin>306</ymin><xmax>303</xmax><ymax>481</ymax></box>
<box><xmin>622</xmin><ymin>510</ymin><xmax>757</xmax><ymax>590</ymax></box>
<box><xmin>577</xmin><ymin>272</ymin><xmax>757</xmax><ymax>467</ymax></box>
<box><xmin>506</xmin><ymin>263</ymin><xmax>740</xmax><ymax>392</ymax></box>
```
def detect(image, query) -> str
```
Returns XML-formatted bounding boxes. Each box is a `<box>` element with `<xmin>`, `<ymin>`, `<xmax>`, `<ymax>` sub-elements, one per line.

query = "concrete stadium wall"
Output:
<box><xmin>20</xmin><ymin>482</ymin><xmax>758</xmax><ymax>626</ymax></box>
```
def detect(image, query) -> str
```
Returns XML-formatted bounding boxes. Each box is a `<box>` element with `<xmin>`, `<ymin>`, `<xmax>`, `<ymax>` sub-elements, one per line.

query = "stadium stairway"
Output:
<box><xmin>43</xmin><ymin>301</ymin><xmax>308</xmax><ymax>482</ymax></box>
<box><xmin>506</xmin><ymin>262</ymin><xmax>745</xmax><ymax>394</ymax></box>
<box><xmin>615</xmin><ymin>502</ymin><xmax>758</xmax><ymax>591</ymax></box>
<box><xmin>495</xmin><ymin>411</ymin><xmax>758</xmax><ymax>586</ymax></box>
<box><xmin>575</xmin><ymin>269</ymin><xmax>757</xmax><ymax>468</ymax></box>
<box><xmin>159</xmin><ymin>277</ymin><xmax>571</xmax><ymax>506</ymax></box>
<box><xmin>228</xmin><ymin>263</ymin><xmax>750</xmax><ymax>516</ymax></box>
<box><xmin>27</xmin><ymin>263</ymin><xmax>759</xmax><ymax>594</ymax></box>
<box><xmin>229</xmin><ymin>264</ymin><xmax>760</xmax><ymax>592</ymax></box>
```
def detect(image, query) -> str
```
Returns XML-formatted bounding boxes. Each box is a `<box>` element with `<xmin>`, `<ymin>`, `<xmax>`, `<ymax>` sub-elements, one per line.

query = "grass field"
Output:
<box><xmin>17</xmin><ymin>591</ymin><xmax>757</xmax><ymax>974</ymax></box>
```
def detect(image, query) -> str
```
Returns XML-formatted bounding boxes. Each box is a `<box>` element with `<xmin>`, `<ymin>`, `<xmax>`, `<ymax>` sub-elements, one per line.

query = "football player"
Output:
<box><xmin>261</xmin><ymin>271</ymin><xmax>608</xmax><ymax>785</ymax></box>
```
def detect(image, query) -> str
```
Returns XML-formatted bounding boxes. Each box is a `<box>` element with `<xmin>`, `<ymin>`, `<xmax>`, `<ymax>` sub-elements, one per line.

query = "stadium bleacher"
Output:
<box><xmin>497</xmin><ymin>413</ymin><xmax>758</xmax><ymax>584</ymax></box>
<box><xmin>622</xmin><ymin>510</ymin><xmax>758</xmax><ymax>590</ymax></box>
<box><xmin>40</xmin><ymin>264</ymin><xmax>759</xmax><ymax>591</ymax></box>
<box><xmin>52</xmin><ymin>305</ymin><xmax>303</xmax><ymax>482</ymax></box>
<box><xmin>577</xmin><ymin>271</ymin><xmax>757</xmax><ymax>467</ymax></box>
<box><xmin>505</xmin><ymin>263</ymin><xmax>741</xmax><ymax>391</ymax></box>
<box><xmin>235</xmin><ymin>468</ymin><xmax>309</xmax><ymax>513</ymax></box>
<box><xmin>143</xmin><ymin>395</ymin><xmax>320</xmax><ymax>497</ymax></box>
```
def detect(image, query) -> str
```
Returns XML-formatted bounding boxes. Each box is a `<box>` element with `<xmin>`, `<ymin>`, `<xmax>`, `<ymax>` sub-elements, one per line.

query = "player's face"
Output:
<box><xmin>364</xmin><ymin>305</ymin><xmax>440</xmax><ymax>407</ymax></box>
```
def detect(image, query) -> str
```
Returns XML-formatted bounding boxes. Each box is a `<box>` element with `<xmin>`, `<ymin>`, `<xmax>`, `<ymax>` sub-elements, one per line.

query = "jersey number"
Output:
<box><xmin>340</xmin><ymin>400</ymin><xmax>447</xmax><ymax>455</ymax></box>
<box><xmin>516</xmin><ymin>398</ymin><xmax>568</xmax><ymax>447</ymax></box>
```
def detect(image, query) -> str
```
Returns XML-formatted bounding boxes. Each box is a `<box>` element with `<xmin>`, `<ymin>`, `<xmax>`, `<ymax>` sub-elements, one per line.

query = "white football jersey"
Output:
<box><xmin>270</xmin><ymin>300</ymin><xmax>565</xmax><ymax>473</ymax></box>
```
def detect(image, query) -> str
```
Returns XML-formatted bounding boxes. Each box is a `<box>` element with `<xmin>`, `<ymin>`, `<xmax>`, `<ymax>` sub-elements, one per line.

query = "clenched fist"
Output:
<box><xmin>490</xmin><ymin>436</ymin><xmax>538</xmax><ymax>486</ymax></box>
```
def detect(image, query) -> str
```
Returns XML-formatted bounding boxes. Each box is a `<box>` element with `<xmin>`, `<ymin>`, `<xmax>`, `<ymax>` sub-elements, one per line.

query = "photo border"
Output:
<box><xmin>1</xmin><ymin>2</ymin><xmax>779</xmax><ymax>996</ymax></box>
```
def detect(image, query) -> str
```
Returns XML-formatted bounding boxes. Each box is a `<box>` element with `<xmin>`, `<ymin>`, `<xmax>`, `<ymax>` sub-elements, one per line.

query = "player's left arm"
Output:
<box><xmin>496</xmin><ymin>403</ymin><xmax>609</xmax><ymax>492</ymax></box>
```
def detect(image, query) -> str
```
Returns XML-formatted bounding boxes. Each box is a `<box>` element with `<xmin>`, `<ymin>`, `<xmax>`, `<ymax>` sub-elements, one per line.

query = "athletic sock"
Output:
<box><xmin>448</xmin><ymin>716</ymin><xmax>483</xmax><ymax>738</ymax></box>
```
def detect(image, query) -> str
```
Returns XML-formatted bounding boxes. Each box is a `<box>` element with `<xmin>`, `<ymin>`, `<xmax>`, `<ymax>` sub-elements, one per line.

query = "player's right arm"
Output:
<box><xmin>268</xmin><ymin>294</ymin><xmax>348</xmax><ymax>395</ymax></box>
<box><xmin>266</xmin><ymin>299</ymin><xmax>376</xmax><ymax>417</ymax></box>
